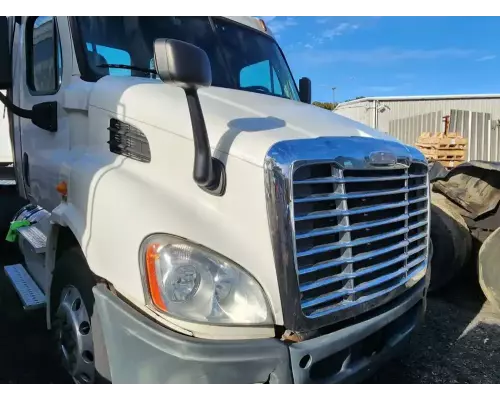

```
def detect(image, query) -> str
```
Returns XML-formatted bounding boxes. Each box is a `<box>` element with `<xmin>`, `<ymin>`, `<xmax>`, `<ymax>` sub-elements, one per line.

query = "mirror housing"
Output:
<box><xmin>299</xmin><ymin>77</ymin><xmax>311</xmax><ymax>104</ymax></box>
<box><xmin>154</xmin><ymin>39</ymin><xmax>225</xmax><ymax>196</ymax></box>
<box><xmin>0</xmin><ymin>16</ymin><xmax>12</xmax><ymax>90</ymax></box>
<box><xmin>154</xmin><ymin>38</ymin><xmax>212</xmax><ymax>89</ymax></box>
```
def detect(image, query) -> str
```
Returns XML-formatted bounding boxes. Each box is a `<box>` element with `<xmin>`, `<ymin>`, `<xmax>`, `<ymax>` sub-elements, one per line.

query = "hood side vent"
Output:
<box><xmin>107</xmin><ymin>118</ymin><xmax>151</xmax><ymax>163</ymax></box>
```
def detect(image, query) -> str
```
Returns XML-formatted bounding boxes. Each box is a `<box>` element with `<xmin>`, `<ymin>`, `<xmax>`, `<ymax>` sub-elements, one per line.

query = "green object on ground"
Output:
<box><xmin>5</xmin><ymin>220</ymin><xmax>31</xmax><ymax>242</ymax></box>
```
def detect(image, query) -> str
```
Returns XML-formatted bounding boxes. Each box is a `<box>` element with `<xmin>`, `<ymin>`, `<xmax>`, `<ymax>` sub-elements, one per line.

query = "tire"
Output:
<box><xmin>429</xmin><ymin>193</ymin><xmax>472</xmax><ymax>292</ymax></box>
<box><xmin>478</xmin><ymin>227</ymin><xmax>500</xmax><ymax>313</ymax></box>
<box><xmin>50</xmin><ymin>246</ymin><xmax>111</xmax><ymax>383</ymax></box>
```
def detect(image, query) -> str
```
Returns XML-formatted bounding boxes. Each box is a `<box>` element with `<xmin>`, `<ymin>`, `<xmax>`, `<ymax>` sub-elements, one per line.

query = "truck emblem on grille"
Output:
<box><xmin>368</xmin><ymin>151</ymin><xmax>397</xmax><ymax>166</ymax></box>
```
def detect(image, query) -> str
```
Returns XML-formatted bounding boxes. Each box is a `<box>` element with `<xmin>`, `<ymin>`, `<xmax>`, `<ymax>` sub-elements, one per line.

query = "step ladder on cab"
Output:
<box><xmin>3</xmin><ymin>202</ymin><xmax>50</xmax><ymax>311</ymax></box>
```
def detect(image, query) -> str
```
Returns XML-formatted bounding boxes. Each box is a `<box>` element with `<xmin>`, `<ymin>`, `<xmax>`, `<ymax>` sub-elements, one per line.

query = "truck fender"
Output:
<box><xmin>44</xmin><ymin>202</ymin><xmax>80</xmax><ymax>330</ymax></box>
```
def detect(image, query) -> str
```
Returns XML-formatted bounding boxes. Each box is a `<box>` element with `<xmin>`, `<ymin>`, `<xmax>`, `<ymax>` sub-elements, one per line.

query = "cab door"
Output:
<box><xmin>14</xmin><ymin>16</ymin><xmax>70</xmax><ymax>210</ymax></box>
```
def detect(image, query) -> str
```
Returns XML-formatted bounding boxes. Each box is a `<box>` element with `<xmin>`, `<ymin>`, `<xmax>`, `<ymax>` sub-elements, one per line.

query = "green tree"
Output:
<box><xmin>312</xmin><ymin>101</ymin><xmax>338</xmax><ymax>111</ymax></box>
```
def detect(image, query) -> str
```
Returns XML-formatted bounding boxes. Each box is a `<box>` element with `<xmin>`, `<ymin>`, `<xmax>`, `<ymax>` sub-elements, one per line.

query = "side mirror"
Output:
<box><xmin>153</xmin><ymin>39</ymin><xmax>225</xmax><ymax>196</ymax></box>
<box><xmin>154</xmin><ymin>38</ymin><xmax>212</xmax><ymax>90</ymax></box>
<box><xmin>0</xmin><ymin>17</ymin><xmax>12</xmax><ymax>90</ymax></box>
<box><xmin>299</xmin><ymin>77</ymin><xmax>311</xmax><ymax>104</ymax></box>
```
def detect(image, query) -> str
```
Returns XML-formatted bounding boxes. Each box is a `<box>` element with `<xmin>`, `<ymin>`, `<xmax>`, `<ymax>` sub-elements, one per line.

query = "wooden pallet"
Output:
<box><xmin>423</xmin><ymin>156</ymin><xmax>465</xmax><ymax>169</ymax></box>
<box><xmin>418</xmin><ymin>148</ymin><xmax>466</xmax><ymax>160</ymax></box>
<box><xmin>416</xmin><ymin>142</ymin><xmax>467</xmax><ymax>150</ymax></box>
<box><xmin>415</xmin><ymin>131</ymin><xmax>468</xmax><ymax>170</ymax></box>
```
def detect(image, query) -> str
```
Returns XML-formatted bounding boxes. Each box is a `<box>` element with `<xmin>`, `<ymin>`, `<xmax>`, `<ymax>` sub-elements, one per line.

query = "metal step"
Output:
<box><xmin>4</xmin><ymin>264</ymin><xmax>46</xmax><ymax>310</ymax></box>
<box><xmin>0</xmin><ymin>165</ymin><xmax>16</xmax><ymax>185</ymax></box>
<box><xmin>18</xmin><ymin>225</ymin><xmax>47</xmax><ymax>253</ymax></box>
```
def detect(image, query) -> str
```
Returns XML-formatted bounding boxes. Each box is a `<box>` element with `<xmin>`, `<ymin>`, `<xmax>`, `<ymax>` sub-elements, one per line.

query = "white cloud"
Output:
<box><xmin>268</xmin><ymin>17</ymin><xmax>298</xmax><ymax>34</ymax></box>
<box><xmin>322</xmin><ymin>23</ymin><xmax>359</xmax><ymax>39</ymax></box>
<box><xmin>476</xmin><ymin>55</ymin><xmax>496</xmax><ymax>62</ymax></box>
<box><xmin>312</xmin><ymin>35</ymin><xmax>324</xmax><ymax>45</ymax></box>
<box><xmin>305</xmin><ymin>43</ymin><xmax>314</xmax><ymax>49</ymax></box>
<box><xmin>316</xmin><ymin>18</ymin><xmax>329</xmax><ymax>24</ymax></box>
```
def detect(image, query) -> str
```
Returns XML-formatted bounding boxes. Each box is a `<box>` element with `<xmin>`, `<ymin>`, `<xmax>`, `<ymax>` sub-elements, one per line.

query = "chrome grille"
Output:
<box><xmin>292</xmin><ymin>162</ymin><xmax>429</xmax><ymax>320</ymax></box>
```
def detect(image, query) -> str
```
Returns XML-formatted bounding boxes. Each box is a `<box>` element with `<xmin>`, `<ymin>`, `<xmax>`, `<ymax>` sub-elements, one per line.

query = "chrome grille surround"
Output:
<box><xmin>264</xmin><ymin>137</ymin><xmax>430</xmax><ymax>332</ymax></box>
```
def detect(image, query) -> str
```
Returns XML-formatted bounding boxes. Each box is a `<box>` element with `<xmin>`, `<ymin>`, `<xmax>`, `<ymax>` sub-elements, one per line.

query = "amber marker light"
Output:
<box><xmin>145</xmin><ymin>243</ymin><xmax>167</xmax><ymax>311</ymax></box>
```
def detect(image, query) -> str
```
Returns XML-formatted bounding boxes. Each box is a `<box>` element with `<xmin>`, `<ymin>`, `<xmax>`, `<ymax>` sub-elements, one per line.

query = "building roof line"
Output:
<box><xmin>337</xmin><ymin>93</ymin><xmax>500</xmax><ymax>107</ymax></box>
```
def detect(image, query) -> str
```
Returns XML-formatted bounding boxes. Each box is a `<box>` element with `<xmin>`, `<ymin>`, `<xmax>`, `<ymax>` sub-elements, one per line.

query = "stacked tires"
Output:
<box><xmin>428</xmin><ymin>192</ymin><xmax>472</xmax><ymax>291</ymax></box>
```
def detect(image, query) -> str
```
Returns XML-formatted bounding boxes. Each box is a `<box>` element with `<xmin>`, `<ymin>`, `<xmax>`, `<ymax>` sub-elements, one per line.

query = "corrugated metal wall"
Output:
<box><xmin>335</xmin><ymin>97</ymin><xmax>500</xmax><ymax>162</ymax></box>
<box><xmin>335</xmin><ymin>100</ymin><xmax>375</xmax><ymax>128</ymax></box>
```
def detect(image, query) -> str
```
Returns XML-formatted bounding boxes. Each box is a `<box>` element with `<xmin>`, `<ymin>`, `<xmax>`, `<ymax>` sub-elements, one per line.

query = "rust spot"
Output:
<box><xmin>281</xmin><ymin>330</ymin><xmax>302</xmax><ymax>343</ymax></box>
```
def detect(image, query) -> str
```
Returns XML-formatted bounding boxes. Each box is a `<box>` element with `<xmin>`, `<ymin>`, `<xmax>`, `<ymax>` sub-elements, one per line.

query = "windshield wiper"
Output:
<box><xmin>96</xmin><ymin>64</ymin><xmax>157</xmax><ymax>74</ymax></box>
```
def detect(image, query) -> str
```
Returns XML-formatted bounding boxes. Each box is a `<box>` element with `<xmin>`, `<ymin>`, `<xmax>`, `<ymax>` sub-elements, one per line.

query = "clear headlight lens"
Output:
<box><xmin>141</xmin><ymin>235</ymin><xmax>273</xmax><ymax>325</ymax></box>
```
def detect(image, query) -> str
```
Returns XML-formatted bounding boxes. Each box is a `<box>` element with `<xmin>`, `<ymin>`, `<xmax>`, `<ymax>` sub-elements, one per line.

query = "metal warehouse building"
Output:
<box><xmin>334</xmin><ymin>94</ymin><xmax>500</xmax><ymax>162</ymax></box>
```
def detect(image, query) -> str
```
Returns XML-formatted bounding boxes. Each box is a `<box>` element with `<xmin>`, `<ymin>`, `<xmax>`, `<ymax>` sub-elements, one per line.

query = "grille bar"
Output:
<box><xmin>292</xmin><ymin>161</ymin><xmax>429</xmax><ymax>321</ymax></box>
<box><xmin>407</xmin><ymin>243</ymin><xmax>428</xmax><ymax>257</ymax></box>
<box><xmin>294</xmin><ymin>174</ymin><xmax>409</xmax><ymax>185</ymax></box>
<box><xmin>302</xmin><ymin>261</ymin><xmax>424</xmax><ymax>310</ymax></box>
<box><xmin>295</xmin><ymin>183</ymin><xmax>427</xmax><ymax>204</ymax></box>
<box><xmin>306</xmin><ymin>263</ymin><xmax>427</xmax><ymax>319</ymax></box>
<box><xmin>408</xmin><ymin>220</ymin><xmax>428</xmax><ymax>231</ymax></box>
<box><xmin>409</xmin><ymin>184</ymin><xmax>427</xmax><ymax>192</ymax></box>
<box><xmin>408</xmin><ymin>231</ymin><xmax>427</xmax><ymax>243</ymax></box>
<box><xmin>407</xmin><ymin>255</ymin><xmax>427</xmax><ymax>270</ymax></box>
<box><xmin>409</xmin><ymin>208</ymin><xmax>427</xmax><ymax>218</ymax></box>
<box><xmin>294</xmin><ymin>187</ymin><xmax>410</xmax><ymax>203</ymax></box>
<box><xmin>298</xmin><ymin>240</ymin><xmax>409</xmax><ymax>275</ymax></box>
<box><xmin>296</xmin><ymin>213</ymin><xmax>409</xmax><ymax>240</ymax></box>
<box><xmin>297</xmin><ymin>226</ymin><xmax>408</xmax><ymax>258</ymax></box>
<box><xmin>295</xmin><ymin>200</ymin><xmax>409</xmax><ymax>222</ymax></box>
<box><xmin>408</xmin><ymin>197</ymin><xmax>427</xmax><ymax>205</ymax></box>
<box><xmin>299</xmin><ymin>252</ymin><xmax>409</xmax><ymax>292</ymax></box>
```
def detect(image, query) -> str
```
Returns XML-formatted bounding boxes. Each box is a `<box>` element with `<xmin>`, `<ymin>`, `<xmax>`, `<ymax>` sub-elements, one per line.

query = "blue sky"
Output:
<box><xmin>260</xmin><ymin>16</ymin><xmax>500</xmax><ymax>103</ymax></box>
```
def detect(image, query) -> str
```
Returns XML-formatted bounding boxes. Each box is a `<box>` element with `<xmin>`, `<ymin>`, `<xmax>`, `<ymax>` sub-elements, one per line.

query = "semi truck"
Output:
<box><xmin>0</xmin><ymin>16</ymin><xmax>431</xmax><ymax>384</ymax></box>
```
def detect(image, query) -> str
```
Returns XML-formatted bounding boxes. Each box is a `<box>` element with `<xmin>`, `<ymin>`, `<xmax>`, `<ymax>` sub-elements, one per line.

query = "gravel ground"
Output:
<box><xmin>367</xmin><ymin>266</ymin><xmax>500</xmax><ymax>384</ymax></box>
<box><xmin>0</xmin><ymin>244</ymin><xmax>499</xmax><ymax>383</ymax></box>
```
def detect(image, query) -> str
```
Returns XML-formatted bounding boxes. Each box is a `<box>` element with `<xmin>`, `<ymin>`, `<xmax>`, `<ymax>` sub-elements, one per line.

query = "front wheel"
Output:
<box><xmin>50</xmin><ymin>247</ymin><xmax>110</xmax><ymax>383</ymax></box>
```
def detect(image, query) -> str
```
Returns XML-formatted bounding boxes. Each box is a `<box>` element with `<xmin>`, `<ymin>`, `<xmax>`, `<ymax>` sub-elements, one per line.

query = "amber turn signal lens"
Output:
<box><xmin>145</xmin><ymin>243</ymin><xmax>167</xmax><ymax>311</ymax></box>
<box><xmin>56</xmin><ymin>181</ymin><xmax>68</xmax><ymax>196</ymax></box>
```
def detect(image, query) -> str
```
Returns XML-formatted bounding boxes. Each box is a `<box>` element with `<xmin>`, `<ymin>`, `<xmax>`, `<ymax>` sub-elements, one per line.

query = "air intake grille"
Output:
<box><xmin>108</xmin><ymin>118</ymin><xmax>151</xmax><ymax>163</ymax></box>
<box><xmin>292</xmin><ymin>162</ymin><xmax>428</xmax><ymax>320</ymax></box>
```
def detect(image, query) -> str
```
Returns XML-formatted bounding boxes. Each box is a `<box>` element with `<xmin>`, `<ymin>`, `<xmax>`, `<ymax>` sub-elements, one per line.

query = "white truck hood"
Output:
<box><xmin>88</xmin><ymin>77</ymin><xmax>399</xmax><ymax>167</ymax></box>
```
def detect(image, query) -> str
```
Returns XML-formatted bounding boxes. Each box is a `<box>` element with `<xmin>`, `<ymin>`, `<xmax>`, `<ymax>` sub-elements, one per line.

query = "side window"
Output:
<box><xmin>85</xmin><ymin>43</ymin><xmax>131</xmax><ymax>76</ymax></box>
<box><xmin>240</xmin><ymin>60</ymin><xmax>284</xmax><ymax>97</ymax></box>
<box><xmin>272</xmin><ymin>69</ymin><xmax>283</xmax><ymax>96</ymax></box>
<box><xmin>27</xmin><ymin>17</ymin><xmax>63</xmax><ymax>94</ymax></box>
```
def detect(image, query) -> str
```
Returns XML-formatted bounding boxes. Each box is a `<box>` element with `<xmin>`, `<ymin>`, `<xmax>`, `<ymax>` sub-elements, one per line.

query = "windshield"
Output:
<box><xmin>75</xmin><ymin>17</ymin><xmax>300</xmax><ymax>101</ymax></box>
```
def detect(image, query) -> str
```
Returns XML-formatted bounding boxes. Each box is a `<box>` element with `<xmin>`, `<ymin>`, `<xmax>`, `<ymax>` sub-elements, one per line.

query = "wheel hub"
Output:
<box><xmin>54</xmin><ymin>285</ymin><xmax>95</xmax><ymax>383</ymax></box>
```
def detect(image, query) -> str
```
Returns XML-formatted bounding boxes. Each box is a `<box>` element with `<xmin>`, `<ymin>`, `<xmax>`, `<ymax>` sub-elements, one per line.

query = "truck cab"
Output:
<box><xmin>0</xmin><ymin>16</ymin><xmax>431</xmax><ymax>384</ymax></box>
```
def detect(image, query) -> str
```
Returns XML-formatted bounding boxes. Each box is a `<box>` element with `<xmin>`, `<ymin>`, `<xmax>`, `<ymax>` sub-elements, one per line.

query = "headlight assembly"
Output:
<box><xmin>140</xmin><ymin>234</ymin><xmax>273</xmax><ymax>325</ymax></box>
